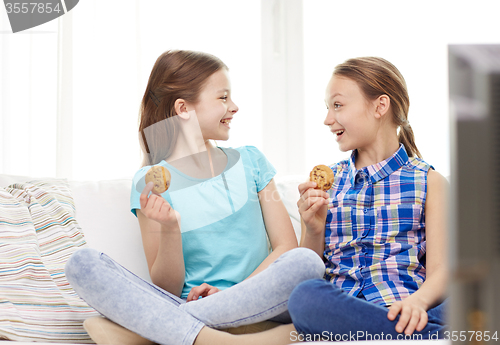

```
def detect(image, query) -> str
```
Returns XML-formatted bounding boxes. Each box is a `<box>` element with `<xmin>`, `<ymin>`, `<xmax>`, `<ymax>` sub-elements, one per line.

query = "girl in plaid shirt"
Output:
<box><xmin>291</xmin><ymin>57</ymin><xmax>448</xmax><ymax>340</ymax></box>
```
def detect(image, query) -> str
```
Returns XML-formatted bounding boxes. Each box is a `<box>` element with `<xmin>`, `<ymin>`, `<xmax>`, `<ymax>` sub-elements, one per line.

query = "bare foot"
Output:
<box><xmin>83</xmin><ymin>316</ymin><xmax>156</xmax><ymax>345</ymax></box>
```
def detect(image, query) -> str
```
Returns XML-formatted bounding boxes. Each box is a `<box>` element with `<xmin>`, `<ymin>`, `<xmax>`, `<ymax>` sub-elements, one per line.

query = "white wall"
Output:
<box><xmin>68</xmin><ymin>0</ymin><xmax>263</xmax><ymax>180</ymax></box>
<box><xmin>303</xmin><ymin>0</ymin><xmax>500</xmax><ymax>177</ymax></box>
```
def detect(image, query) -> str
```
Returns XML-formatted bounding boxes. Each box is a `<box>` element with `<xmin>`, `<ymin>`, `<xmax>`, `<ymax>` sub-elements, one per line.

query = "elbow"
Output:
<box><xmin>286</xmin><ymin>239</ymin><xmax>299</xmax><ymax>251</ymax></box>
<box><xmin>151</xmin><ymin>276</ymin><xmax>183</xmax><ymax>298</ymax></box>
<box><xmin>273</xmin><ymin>240</ymin><xmax>299</xmax><ymax>255</ymax></box>
<box><xmin>150</xmin><ymin>270</ymin><xmax>184</xmax><ymax>298</ymax></box>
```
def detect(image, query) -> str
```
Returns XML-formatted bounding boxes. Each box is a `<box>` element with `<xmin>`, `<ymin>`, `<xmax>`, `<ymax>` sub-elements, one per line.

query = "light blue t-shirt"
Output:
<box><xmin>130</xmin><ymin>146</ymin><xmax>276</xmax><ymax>298</ymax></box>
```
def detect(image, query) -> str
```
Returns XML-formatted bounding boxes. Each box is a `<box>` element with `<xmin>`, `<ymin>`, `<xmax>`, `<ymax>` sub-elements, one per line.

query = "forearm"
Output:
<box><xmin>150</xmin><ymin>227</ymin><xmax>185</xmax><ymax>297</ymax></box>
<box><xmin>299</xmin><ymin>219</ymin><xmax>325</xmax><ymax>258</ymax></box>
<box><xmin>300</xmin><ymin>232</ymin><xmax>325</xmax><ymax>258</ymax></box>
<box><xmin>251</xmin><ymin>179</ymin><xmax>299</xmax><ymax>279</ymax></box>
<box><xmin>409</xmin><ymin>264</ymin><xmax>448</xmax><ymax>310</ymax></box>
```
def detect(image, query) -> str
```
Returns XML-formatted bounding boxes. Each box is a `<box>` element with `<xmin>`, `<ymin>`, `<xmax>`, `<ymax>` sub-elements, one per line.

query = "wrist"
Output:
<box><xmin>306</xmin><ymin>224</ymin><xmax>325</xmax><ymax>237</ymax></box>
<box><xmin>407</xmin><ymin>291</ymin><xmax>431</xmax><ymax>311</ymax></box>
<box><xmin>302</xmin><ymin>229</ymin><xmax>325</xmax><ymax>253</ymax></box>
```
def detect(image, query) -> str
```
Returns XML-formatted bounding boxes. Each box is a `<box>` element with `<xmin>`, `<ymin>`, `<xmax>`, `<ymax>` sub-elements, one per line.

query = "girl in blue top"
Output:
<box><xmin>132</xmin><ymin>50</ymin><xmax>300</xmax><ymax>300</ymax></box>
<box><xmin>65</xmin><ymin>50</ymin><xmax>324</xmax><ymax>345</ymax></box>
<box><xmin>290</xmin><ymin>57</ymin><xmax>448</xmax><ymax>340</ymax></box>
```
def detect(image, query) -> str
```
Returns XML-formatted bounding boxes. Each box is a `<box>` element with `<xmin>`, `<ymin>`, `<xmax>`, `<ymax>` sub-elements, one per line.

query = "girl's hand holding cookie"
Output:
<box><xmin>140</xmin><ymin>182</ymin><xmax>181</xmax><ymax>230</ymax></box>
<box><xmin>297</xmin><ymin>180</ymin><xmax>329</xmax><ymax>235</ymax></box>
<box><xmin>297</xmin><ymin>164</ymin><xmax>334</xmax><ymax>235</ymax></box>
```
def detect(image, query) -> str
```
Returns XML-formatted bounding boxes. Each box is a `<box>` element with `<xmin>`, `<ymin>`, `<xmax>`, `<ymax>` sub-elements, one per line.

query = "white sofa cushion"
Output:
<box><xmin>69</xmin><ymin>178</ymin><xmax>150</xmax><ymax>281</ymax></box>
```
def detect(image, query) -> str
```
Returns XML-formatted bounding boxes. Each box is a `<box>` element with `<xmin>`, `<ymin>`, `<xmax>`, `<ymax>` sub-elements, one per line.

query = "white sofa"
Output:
<box><xmin>0</xmin><ymin>173</ymin><xmax>448</xmax><ymax>345</ymax></box>
<box><xmin>0</xmin><ymin>173</ymin><xmax>305</xmax><ymax>286</ymax></box>
<box><xmin>0</xmin><ymin>173</ymin><xmax>306</xmax><ymax>345</ymax></box>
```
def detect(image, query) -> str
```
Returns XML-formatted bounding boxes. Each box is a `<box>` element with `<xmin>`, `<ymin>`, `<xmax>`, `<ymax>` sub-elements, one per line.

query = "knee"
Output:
<box><xmin>285</xmin><ymin>247</ymin><xmax>325</xmax><ymax>280</ymax></box>
<box><xmin>65</xmin><ymin>247</ymin><xmax>100</xmax><ymax>286</ymax></box>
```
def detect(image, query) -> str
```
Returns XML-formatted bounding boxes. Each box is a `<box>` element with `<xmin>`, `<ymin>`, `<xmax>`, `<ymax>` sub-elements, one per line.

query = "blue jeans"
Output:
<box><xmin>65</xmin><ymin>247</ymin><xmax>325</xmax><ymax>345</ymax></box>
<box><xmin>288</xmin><ymin>279</ymin><xmax>447</xmax><ymax>341</ymax></box>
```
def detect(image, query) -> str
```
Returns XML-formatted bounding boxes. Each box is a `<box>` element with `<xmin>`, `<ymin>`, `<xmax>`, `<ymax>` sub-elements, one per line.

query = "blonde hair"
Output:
<box><xmin>333</xmin><ymin>57</ymin><xmax>421</xmax><ymax>158</ymax></box>
<box><xmin>138</xmin><ymin>50</ymin><xmax>227</xmax><ymax>166</ymax></box>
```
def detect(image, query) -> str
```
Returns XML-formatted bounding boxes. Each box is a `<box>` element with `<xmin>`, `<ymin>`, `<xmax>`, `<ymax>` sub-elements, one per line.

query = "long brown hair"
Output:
<box><xmin>333</xmin><ymin>57</ymin><xmax>421</xmax><ymax>158</ymax></box>
<box><xmin>138</xmin><ymin>50</ymin><xmax>227</xmax><ymax>166</ymax></box>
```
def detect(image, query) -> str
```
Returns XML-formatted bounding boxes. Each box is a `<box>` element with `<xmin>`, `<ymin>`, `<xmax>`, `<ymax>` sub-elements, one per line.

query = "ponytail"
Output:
<box><xmin>399</xmin><ymin>123</ymin><xmax>421</xmax><ymax>159</ymax></box>
<box><xmin>333</xmin><ymin>57</ymin><xmax>422</xmax><ymax>158</ymax></box>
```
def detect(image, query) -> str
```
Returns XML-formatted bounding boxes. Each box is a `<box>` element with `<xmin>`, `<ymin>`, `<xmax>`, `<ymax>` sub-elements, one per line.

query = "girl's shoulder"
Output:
<box><xmin>407</xmin><ymin>157</ymin><xmax>448</xmax><ymax>188</ymax></box>
<box><xmin>223</xmin><ymin>145</ymin><xmax>262</xmax><ymax>155</ymax></box>
<box><xmin>405</xmin><ymin>156</ymin><xmax>435</xmax><ymax>174</ymax></box>
<box><xmin>219</xmin><ymin>146</ymin><xmax>276</xmax><ymax>182</ymax></box>
<box><xmin>132</xmin><ymin>161</ymin><xmax>168</xmax><ymax>182</ymax></box>
<box><xmin>219</xmin><ymin>145</ymin><xmax>269</xmax><ymax>162</ymax></box>
<box><xmin>132</xmin><ymin>165</ymin><xmax>150</xmax><ymax>183</ymax></box>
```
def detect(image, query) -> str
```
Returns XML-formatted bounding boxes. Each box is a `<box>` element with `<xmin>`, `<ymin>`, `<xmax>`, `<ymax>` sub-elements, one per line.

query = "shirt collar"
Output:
<box><xmin>348</xmin><ymin>143</ymin><xmax>409</xmax><ymax>185</ymax></box>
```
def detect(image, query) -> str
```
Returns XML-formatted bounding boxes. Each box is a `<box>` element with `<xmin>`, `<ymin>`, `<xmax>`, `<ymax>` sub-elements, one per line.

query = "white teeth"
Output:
<box><xmin>335</xmin><ymin>130</ymin><xmax>344</xmax><ymax>135</ymax></box>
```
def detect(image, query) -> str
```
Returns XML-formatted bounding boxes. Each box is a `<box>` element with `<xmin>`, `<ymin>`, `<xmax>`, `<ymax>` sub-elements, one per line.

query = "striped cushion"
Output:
<box><xmin>0</xmin><ymin>179</ymin><xmax>99</xmax><ymax>342</ymax></box>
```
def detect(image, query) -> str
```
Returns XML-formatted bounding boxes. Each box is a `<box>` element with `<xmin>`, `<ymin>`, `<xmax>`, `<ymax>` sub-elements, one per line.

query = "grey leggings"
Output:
<box><xmin>65</xmin><ymin>247</ymin><xmax>325</xmax><ymax>345</ymax></box>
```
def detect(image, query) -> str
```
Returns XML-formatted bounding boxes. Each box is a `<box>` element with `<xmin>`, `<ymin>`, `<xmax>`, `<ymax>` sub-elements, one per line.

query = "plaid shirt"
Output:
<box><xmin>324</xmin><ymin>144</ymin><xmax>433</xmax><ymax>307</ymax></box>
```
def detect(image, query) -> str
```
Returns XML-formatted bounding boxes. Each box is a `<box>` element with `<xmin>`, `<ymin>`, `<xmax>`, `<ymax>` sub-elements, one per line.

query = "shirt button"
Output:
<box><xmin>364</xmin><ymin>209</ymin><xmax>368</xmax><ymax>214</ymax></box>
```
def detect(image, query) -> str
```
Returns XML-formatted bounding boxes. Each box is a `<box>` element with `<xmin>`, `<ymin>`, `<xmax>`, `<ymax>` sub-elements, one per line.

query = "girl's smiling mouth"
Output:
<box><xmin>331</xmin><ymin>128</ymin><xmax>345</xmax><ymax>141</ymax></box>
<box><xmin>220</xmin><ymin>118</ymin><xmax>232</xmax><ymax>128</ymax></box>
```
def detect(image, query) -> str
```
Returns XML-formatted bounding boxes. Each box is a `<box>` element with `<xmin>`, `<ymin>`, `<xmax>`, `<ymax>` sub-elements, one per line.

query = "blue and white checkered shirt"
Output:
<box><xmin>324</xmin><ymin>144</ymin><xmax>433</xmax><ymax>307</ymax></box>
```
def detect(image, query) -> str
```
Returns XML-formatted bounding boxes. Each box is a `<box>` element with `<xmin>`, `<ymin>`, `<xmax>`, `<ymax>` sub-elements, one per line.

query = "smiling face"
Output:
<box><xmin>189</xmin><ymin>69</ymin><xmax>238</xmax><ymax>142</ymax></box>
<box><xmin>324</xmin><ymin>76</ymin><xmax>379</xmax><ymax>152</ymax></box>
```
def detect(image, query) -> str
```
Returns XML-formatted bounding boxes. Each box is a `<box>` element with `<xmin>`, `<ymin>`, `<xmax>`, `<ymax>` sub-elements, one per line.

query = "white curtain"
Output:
<box><xmin>1</xmin><ymin>11</ymin><xmax>58</xmax><ymax>178</ymax></box>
